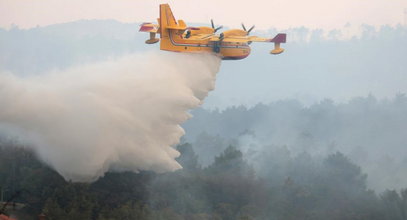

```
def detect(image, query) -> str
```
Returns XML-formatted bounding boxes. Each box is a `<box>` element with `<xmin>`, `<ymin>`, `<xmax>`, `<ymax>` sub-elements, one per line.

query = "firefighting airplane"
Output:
<box><xmin>139</xmin><ymin>4</ymin><xmax>286</xmax><ymax>60</ymax></box>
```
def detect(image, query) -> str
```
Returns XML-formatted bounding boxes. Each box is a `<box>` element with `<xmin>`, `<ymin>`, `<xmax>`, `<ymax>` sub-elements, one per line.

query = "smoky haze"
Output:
<box><xmin>182</xmin><ymin>96</ymin><xmax>407</xmax><ymax>191</ymax></box>
<box><xmin>204</xmin><ymin>25</ymin><xmax>407</xmax><ymax>108</ymax></box>
<box><xmin>0</xmin><ymin>21</ymin><xmax>406</xmax><ymax>191</ymax></box>
<box><xmin>0</xmin><ymin>52</ymin><xmax>221</xmax><ymax>181</ymax></box>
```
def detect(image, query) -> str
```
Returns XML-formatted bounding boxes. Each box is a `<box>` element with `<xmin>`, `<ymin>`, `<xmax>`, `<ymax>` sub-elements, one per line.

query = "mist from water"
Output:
<box><xmin>0</xmin><ymin>52</ymin><xmax>221</xmax><ymax>182</ymax></box>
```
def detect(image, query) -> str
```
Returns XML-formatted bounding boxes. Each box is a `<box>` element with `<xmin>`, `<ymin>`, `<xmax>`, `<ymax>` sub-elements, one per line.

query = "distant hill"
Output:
<box><xmin>0</xmin><ymin>21</ymin><xmax>406</xmax><ymax>107</ymax></box>
<box><xmin>0</xmin><ymin>20</ymin><xmax>149</xmax><ymax>75</ymax></box>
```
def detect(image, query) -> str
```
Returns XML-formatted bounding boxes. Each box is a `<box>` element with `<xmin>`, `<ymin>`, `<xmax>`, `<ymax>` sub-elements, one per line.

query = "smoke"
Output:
<box><xmin>0</xmin><ymin>52</ymin><xmax>221</xmax><ymax>182</ymax></box>
<box><xmin>183</xmin><ymin>97</ymin><xmax>407</xmax><ymax>191</ymax></box>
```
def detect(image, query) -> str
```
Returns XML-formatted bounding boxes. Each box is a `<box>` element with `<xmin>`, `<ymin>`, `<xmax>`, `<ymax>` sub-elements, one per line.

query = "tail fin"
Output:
<box><xmin>159</xmin><ymin>4</ymin><xmax>177</xmax><ymax>38</ymax></box>
<box><xmin>158</xmin><ymin>4</ymin><xmax>187</xmax><ymax>51</ymax></box>
<box><xmin>270</xmin><ymin>33</ymin><xmax>286</xmax><ymax>55</ymax></box>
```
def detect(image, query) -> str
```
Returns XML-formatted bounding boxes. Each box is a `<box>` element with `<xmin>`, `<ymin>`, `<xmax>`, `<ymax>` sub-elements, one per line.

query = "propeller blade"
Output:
<box><xmin>211</xmin><ymin>19</ymin><xmax>215</xmax><ymax>29</ymax></box>
<box><xmin>241</xmin><ymin>23</ymin><xmax>247</xmax><ymax>31</ymax></box>
<box><xmin>247</xmin><ymin>25</ymin><xmax>255</xmax><ymax>34</ymax></box>
<box><xmin>214</xmin><ymin>25</ymin><xmax>223</xmax><ymax>33</ymax></box>
<box><xmin>219</xmin><ymin>33</ymin><xmax>225</xmax><ymax>41</ymax></box>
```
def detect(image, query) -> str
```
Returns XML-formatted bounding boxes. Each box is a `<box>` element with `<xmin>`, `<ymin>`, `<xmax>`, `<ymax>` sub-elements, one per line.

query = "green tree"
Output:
<box><xmin>176</xmin><ymin>143</ymin><xmax>200</xmax><ymax>171</ymax></box>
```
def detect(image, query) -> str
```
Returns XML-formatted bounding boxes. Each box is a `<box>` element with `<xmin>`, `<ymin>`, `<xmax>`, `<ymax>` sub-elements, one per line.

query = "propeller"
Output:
<box><xmin>241</xmin><ymin>23</ymin><xmax>255</xmax><ymax>35</ymax></box>
<box><xmin>211</xmin><ymin>19</ymin><xmax>223</xmax><ymax>33</ymax></box>
<box><xmin>219</xmin><ymin>33</ymin><xmax>224</xmax><ymax>41</ymax></box>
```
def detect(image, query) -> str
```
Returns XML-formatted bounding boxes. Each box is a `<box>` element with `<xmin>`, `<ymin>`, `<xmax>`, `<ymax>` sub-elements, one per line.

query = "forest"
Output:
<box><xmin>0</xmin><ymin>131</ymin><xmax>406</xmax><ymax>219</ymax></box>
<box><xmin>1</xmin><ymin>95</ymin><xmax>407</xmax><ymax>220</ymax></box>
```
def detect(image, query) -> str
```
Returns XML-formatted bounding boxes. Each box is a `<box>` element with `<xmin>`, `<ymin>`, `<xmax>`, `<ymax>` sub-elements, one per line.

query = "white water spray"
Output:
<box><xmin>0</xmin><ymin>52</ymin><xmax>221</xmax><ymax>182</ymax></box>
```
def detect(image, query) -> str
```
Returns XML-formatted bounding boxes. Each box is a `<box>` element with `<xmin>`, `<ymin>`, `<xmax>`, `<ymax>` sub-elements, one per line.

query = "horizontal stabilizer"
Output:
<box><xmin>139</xmin><ymin>23</ymin><xmax>159</xmax><ymax>33</ymax></box>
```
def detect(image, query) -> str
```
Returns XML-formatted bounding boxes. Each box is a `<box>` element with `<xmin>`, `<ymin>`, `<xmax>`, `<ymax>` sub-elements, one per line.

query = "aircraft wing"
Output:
<box><xmin>219</xmin><ymin>37</ymin><xmax>251</xmax><ymax>43</ymax></box>
<box><xmin>217</xmin><ymin>34</ymin><xmax>286</xmax><ymax>43</ymax></box>
<box><xmin>208</xmin><ymin>36</ymin><xmax>272</xmax><ymax>43</ymax></box>
<box><xmin>210</xmin><ymin>33</ymin><xmax>287</xmax><ymax>54</ymax></box>
<box><xmin>249</xmin><ymin>35</ymin><xmax>286</xmax><ymax>43</ymax></box>
<box><xmin>190</xmin><ymin>34</ymin><xmax>215</xmax><ymax>40</ymax></box>
<box><xmin>248</xmin><ymin>36</ymin><xmax>273</xmax><ymax>42</ymax></box>
<box><xmin>207</xmin><ymin>35</ymin><xmax>221</xmax><ymax>41</ymax></box>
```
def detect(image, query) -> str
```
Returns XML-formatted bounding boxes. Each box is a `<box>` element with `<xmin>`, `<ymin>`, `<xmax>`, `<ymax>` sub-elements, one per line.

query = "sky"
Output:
<box><xmin>1</xmin><ymin>0</ymin><xmax>406</xmax><ymax>30</ymax></box>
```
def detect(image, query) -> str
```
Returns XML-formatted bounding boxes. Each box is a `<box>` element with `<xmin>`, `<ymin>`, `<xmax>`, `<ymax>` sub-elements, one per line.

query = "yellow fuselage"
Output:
<box><xmin>160</xmin><ymin>29</ymin><xmax>251</xmax><ymax>60</ymax></box>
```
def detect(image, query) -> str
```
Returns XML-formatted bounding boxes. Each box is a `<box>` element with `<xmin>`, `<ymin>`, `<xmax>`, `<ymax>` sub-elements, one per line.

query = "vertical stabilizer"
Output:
<box><xmin>159</xmin><ymin>4</ymin><xmax>184</xmax><ymax>51</ymax></box>
<box><xmin>159</xmin><ymin>4</ymin><xmax>177</xmax><ymax>38</ymax></box>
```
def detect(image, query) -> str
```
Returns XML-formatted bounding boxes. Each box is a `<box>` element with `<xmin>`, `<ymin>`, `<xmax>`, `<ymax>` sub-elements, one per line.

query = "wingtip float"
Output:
<box><xmin>139</xmin><ymin>4</ymin><xmax>287</xmax><ymax>60</ymax></box>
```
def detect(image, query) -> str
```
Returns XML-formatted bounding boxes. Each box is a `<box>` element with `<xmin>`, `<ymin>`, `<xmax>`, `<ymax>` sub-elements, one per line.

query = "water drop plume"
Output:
<box><xmin>0</xmin><ymin>52</ymin><xmax>221</xmax><ymax>182</ymax></box>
